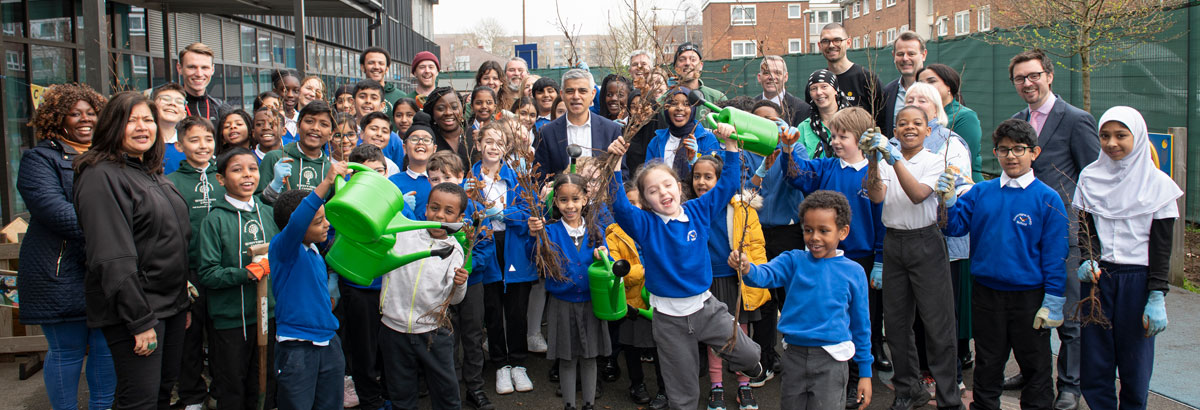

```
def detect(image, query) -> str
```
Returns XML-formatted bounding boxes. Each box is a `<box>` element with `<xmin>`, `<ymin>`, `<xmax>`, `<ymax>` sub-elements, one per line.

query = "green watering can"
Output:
<box><xmin>689</xmin><ymin>89</ymin><xmax>780</xmax><ymax>157</ymax></box>
<box><xmin>326</xmin><ymin>233</ymin><xmax>457</xmax><ymax>286</ymax></box>
<box><xmin>454</xmin><ymin>230</ymin><xmax>472</xmax><ymax>274</ymax></box>
<box><xmin>543</xmin><ymin>145</ymin><xmax>584</xmax><ymax>213</ymax></box>
<box><xmin>588</xmin><ymin>251</ymin><xmax>653</xmax><ymax>321</ymax></box>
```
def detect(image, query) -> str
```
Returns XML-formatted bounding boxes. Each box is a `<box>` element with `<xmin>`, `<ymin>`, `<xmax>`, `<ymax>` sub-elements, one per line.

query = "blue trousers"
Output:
<box><xmin>275</xmin><ymin>335</ymin><xmax>345</xmax><ymax>410</ymax></box>
<box><xmin>42</xmin><ymin>320</ymin><xmax>115</xmax><ymax>410</ymax></box>
<box><xmin>1080</xmin><ymin>263</ymin><xmax>1155</xmax><ymax>410</ymax></box>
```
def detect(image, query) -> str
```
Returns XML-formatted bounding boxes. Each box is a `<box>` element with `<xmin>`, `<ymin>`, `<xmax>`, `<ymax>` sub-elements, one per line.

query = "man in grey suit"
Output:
<box><xmin>1007</xmin><ymin>49</ymin><xmax>1101</xmax><ymax>410</ymax></box>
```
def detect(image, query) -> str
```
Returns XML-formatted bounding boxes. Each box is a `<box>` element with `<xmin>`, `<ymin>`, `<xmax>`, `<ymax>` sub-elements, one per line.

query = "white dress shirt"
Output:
<box><xmin>566</xmin><ymin>112</ymin><xmax>594</xmax><ymax>158</ymax></box>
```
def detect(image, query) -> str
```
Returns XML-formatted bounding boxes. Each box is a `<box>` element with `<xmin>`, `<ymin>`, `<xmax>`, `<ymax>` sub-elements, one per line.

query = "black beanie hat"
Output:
<box><xmin>405</xmin><ymin>111</ymin><xmax>436</xmax><ymax>141</ymax></box>
<box><xmin>673</xmin><ymin>42</ymin><xmax>702</xmax><ymax>65</ymax></box>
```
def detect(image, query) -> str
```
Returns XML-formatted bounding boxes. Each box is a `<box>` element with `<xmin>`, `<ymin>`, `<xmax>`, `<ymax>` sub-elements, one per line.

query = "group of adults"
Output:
<box><xmin>17</xmin><ymin>19</ymin><xmax>1102</xmax><ymax>410</ymax></box>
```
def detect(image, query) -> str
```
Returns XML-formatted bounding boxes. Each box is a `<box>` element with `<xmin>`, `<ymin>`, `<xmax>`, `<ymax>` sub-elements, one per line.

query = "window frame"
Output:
<box><xmin>788</xmin><ymin>38</ymin><xmax>804</xmax><ymax>54</ymax></box>
<box><xmin>979</xmin><ymin>6</ymin><xmax>992</xmax><ymax>31</ymax></box>
<box><xmin>852</xmin><ymin>3</ymin><xmax>859</xmax><ymax>18</ymax></box>
<box><xmin>731</xmin><ymin>4</ymin><xmax>758</xmax><ymax>26</ymax></box>
<box><xmin>788</xmin><ymin>4</ymin><xmax>803</xmax><ymax>19</ymax></box>
<box><xmin>731</xmin><ymin>40</ymin><xmax>757</xmax><ymax>58</ymax></box>
<box><xmin>955</xmin><ymin>10</ymin><xmax>970</xmax><ymax>35</ymax></box>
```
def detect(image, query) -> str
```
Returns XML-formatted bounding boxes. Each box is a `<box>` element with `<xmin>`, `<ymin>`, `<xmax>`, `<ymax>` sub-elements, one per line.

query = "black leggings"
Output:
<box><xmin>103</xmin><ymin>312</ymin><xmax>187</xmax><ymax>410</ymax></box>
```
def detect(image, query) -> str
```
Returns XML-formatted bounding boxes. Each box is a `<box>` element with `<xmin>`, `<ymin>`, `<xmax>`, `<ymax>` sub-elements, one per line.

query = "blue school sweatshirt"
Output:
<box><xmin>463</xmin><ymin>198</ymin><xmax>497</xmax><ymax>286</ymax></box>
<box><xmin>472</xmin><ymin>161</ymin><xmax>539</xmax><ymax>285</ymax></box>
<box><xmin>163</xmin><ymin>143</ymin><xmax>187</xmax><ymax>175</ymax></box>
<box><xmin>780</xmin><ymin>152</ymin><xmax>885</xmax><ymax>261</ymax></box>
<box><xmin>757</xmin><ymin>143</ymin><xmax>809</xmax><ymax>228</ymax></box>
<box><xmin>645</xmin><ymin>122</ymin><xmax>722</xmax><ymax>166</ymax></box>
<box><xmin>708</xmin><ymin>209</ymin><xmax>735</xmax><ymax>278</ymax></box>
<box><xmin>534</xmin><ymin>117</ymin><xmax>552</xmax><ymax>132</ymax></box>
<box><xmin>611</xmin><ymin>150</ymin><xmax>742</xmax><ymax>298</ymax></box>
<box><xmin>743</xmin><ymin>250</ymin><xmax>873</xmax><ymax>376</ymax></box>
<box><xmin>384</xmin><ymin>132</ymin><xmax>405</xmax><ymax>166</ymax></box>
<box><xmin>389</xmin><ymin>170</ymin><xmax>431</xmax><ymax>220</ymax></box>
<box><xmin>269</xmin><ymin>192</ymin><xmax>338</xmax><ymax>343</ymax></box>
<box><xmin>543</xmin><ymin>221</ymin><xmax>608</xmax><ymax>303</ymax></box>
<box><xmin>943</xmin><ymin>178</ymin><xmax>1068</xmax><ymax>297</ymax></box>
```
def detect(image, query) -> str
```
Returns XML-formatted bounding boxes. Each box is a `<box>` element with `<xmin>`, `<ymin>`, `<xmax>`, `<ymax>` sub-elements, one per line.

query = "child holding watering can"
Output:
<box><xmin>527</xmin><ymin>173</ymin><xmax>610</xmax><ymax>410</ymax></box>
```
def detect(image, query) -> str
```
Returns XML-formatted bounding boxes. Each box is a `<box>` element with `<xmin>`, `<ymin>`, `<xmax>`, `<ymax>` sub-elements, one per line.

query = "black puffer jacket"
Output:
<box><xmin>74</xmin><ymin>156</ymin><xmax>191</xmax><ymax>334</ymax></box>
<box><xmin>16</xmin><ymin>139</ymin><xmax>88</xmax><ymax>324</ymax></box>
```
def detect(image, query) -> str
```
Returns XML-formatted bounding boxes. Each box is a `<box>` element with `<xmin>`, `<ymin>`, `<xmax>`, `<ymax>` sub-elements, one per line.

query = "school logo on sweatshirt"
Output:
<box><xmin>191</xmin><ymin>181</ymin><xmax>216</xmax><ymax>209</ymax></box>
<box><xmin>686</xmin><ymin>230</ymin><xmax>697</xmax><ymax>242</ymax></box>
<box><xmin>243</xmin><ymin>219</ymin><xmax>264</xmax><ymax>242</ymax></box>
<box><xmin>299</xmin><ymin>167</ymin><xmax>318</xmax><ymax>190</ymax></box>
<box><xmin>857</xmin><ymin>187</ymin><xmax>869</xmax><ymax>199</ymax></box>
<box><xmin>1013</xmin><ymin>213</ymin><xmax>1032</xmax><ymax>227</ymax></box>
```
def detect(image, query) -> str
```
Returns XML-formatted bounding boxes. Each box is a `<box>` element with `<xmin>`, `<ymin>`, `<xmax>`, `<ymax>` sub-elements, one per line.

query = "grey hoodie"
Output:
<box><xmin>379</xmin><ymin>229</ymin><xmax>467</xmax><ymax>334</ymax></box>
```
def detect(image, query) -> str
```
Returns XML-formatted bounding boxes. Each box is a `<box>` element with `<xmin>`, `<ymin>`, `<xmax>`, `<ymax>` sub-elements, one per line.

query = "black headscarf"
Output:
<box><xmin>665</xmin><ymin>87</ymin><xmax>698</xmax><ymax>138</ymax></box>
<box><xmin>804</xmin><ymin>69</ymin><xmax>848</xmax><ymax>158</ymax></box>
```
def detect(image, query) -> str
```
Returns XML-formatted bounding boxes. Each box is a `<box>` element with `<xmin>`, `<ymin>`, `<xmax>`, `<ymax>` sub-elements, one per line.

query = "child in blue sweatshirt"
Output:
<box><xmin>269</xmin><ymin>159</ymin><xmax>348</xmax><ymax>410</ymax></box>
<box><xmin>605</xmin><ymin>129</ymin><xmax>765</xmax><ymax>410</ymax></box>
<box><xmin>940</xmin><ymin>118</ymin><xmax>1068</xmax><ymax>409</ymax></box>
<box><xmin>527</xmin><ymin>173</ymin><xmax>610</xmax><ymax>410</ymax></box>
<box><xmin>730</xmin><ymin>190</ymin><xmax>873</xmax><ymax>410</ymax></box>
<box><xmin>388</xmin><ymin>111</ymin><xmax>437</xmax><ymax>219</ymax></box>
<box><xmin>427</xmin><ymin>150</ymin><xmax>497</xmax><ymax>409</ymax></box>
<box><xmin>778</xmin><ymin>106</ymin><xmax>885</xmax><ymax>407</ymax></box>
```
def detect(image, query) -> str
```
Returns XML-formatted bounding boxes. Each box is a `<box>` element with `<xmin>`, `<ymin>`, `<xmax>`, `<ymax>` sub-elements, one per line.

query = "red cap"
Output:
<box><xmin>411</xmin><ymin>51</ymin><xmax>440</xmax><ymax>73</ymax></box>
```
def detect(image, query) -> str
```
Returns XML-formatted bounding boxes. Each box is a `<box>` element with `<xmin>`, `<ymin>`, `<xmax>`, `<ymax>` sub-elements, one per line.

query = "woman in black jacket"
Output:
<box><xmin>73</xmin><ymin>91</ymin><xmax>192</xmax><ymax>410</ymax></box>
<box><xmin>18</xmin><ymin>83</ymin><xmax>114</xmax><ymax>410</ymax></box>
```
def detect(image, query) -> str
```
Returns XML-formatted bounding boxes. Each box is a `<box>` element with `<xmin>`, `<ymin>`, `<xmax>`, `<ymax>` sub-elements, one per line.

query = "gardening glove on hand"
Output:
<box><xmin>1033</xmin><ymin>294</ymin><xmax>1066</xmax><ymax>329</ymax></box>
<box><xmin>684</xmin><ymin>137</ymin><xmax>700</xmax><ymax>164</ymax></box>
<box><xmin>269</xmin><ymin>160</ymin><xmax>292</xmax><ymax>192</ymax></box>
<box><xmin>754</xmin><ymin>158</ymin><xmax>771</xmax><ymax>178</ymax></box>
<box><xmin>775</xmin><ymin>119</ymin><xmax>800</xmax><ymax>146</ymax></box>
<box><xmin>1143</xmin><ymin>290</ymin><xmax>1168</xmax><ymax>337</ymax></box>
<box><xmin>245</xmin><ymin>258</ymin><xmax>270</xmax><ymax>281</ymax></box>
<box><xmin>936</xmin><ymin>169</ymin><xmax>960</xmax><ymax>207</ymax></box>
<box><xmin>1077</xmin><ymin>260</ymin><xmax>1101</xmax><ymax>283</ymax></box>
<box><xmin>870</xmin><ymin>262</ymin><xmax>884</xmax><ymax>290</ymax></box>
<box><xmin>484</xmin><ymin>203</ymin><xmax>505</xmax><ymax>223</ymax></box>
<box><xmin>402</xmin><ymin>191</ymin><xmax>417</xmax><ymax>213</ymax></box>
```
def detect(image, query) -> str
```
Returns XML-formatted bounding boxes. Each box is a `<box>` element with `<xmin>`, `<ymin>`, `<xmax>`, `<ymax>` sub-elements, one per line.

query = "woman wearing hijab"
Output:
<box><xmin>645</xmin><ymin>87</ymin><xmax>722</xmax><ymax>198</ymax></box>
<box><xmin>424</xmin><ymin>86</ymin><xmax>473</xmax><ymax>167</ymax></box>
<box><xmin>799</xmin><ymin>69</ymin><xmax>848</xmax><ymax>159</ymax></box>
<box><xmin>1074</xmin><ymin>106</ymin><xmax>1179</xmax><ymax>410</ymax></box>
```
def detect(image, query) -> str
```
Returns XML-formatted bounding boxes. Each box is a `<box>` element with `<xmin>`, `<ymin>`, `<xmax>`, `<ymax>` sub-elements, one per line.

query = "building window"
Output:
<box><xmin>843</xmin><ymin>6</ymin><xmax>850</xmax><ymax>19</ymax></box>
<box><xmin>852</xmin><ymin>37</ymin><xmax>860</xmax><ymax>49</ymax></box>
<box><xmin>810</xmin><ymin>42</ymin><xmax>818</xmax><ymax>53</ymax></box>
<box><xmin>955</xmin><ymin>11</ymin><xmax>970</xmax><ymax>35</ymax></box>
<box><xmin>789</xmin><ymin>39</ymin><xmax>804</xmax><ymax>54</ymax></box>
<box><xmin>789</xmin><ymin>4</ymin><xmax>803</xmax><ymax>18</ymax></box>
<box><xmin>887</xmin><ymin>28</ymin><xmax>897</xmax><ymax>43</ymax></box>
<box><xmin>876</xmin><ymin>0</ymin><xmax>882</xmax><ymax>10</ymax></box>
<box><xmin>731</xmin><ymin>5</ymin><xmax>757</xmax><ymax>25</ymax></box>
<box><xmin>875</xmin><ymin>31</ymin><xmax>882</xmax><ymax>47</ymax></box>
<box><xmin>979</xmin><ymin>6</ymin><xmax>992</xmax><ymax>31</ymax></box>
<box><xmin>833</xmin><ymin>10</ymin><xmax>843</xmax><ymax>22</ymax></box>
<box><xmin>454</xmin><ymin>55</ymin><xmax>469</xmax><ymax>71</ymax></box>
<box><xmin>731</xmin><ymin>40</ymin><xmax>756</xmax><ymax>58</ymax></box>
<box><xmin>900</xmin><ymin>24</ymin><xmax>909</xmax><ymax>32</ymax></box>
<box><xmin>862</xmin><ymin>0</ymin><xmax>868</xmax><ymax>15</ymax></box>
<box><xmin>887</xmin><ymin>0</ymin><xmax>896</xmax><ymax>6</ymax></box>
<box><xmin>852</xmin><ymin>3</ymin><xmax>859</xmax><ymax>17</ymax></box>
<box><xmin>936</xmin><ymin>19</ymin><xmax>947</xmax><ymax>36</ymax></box>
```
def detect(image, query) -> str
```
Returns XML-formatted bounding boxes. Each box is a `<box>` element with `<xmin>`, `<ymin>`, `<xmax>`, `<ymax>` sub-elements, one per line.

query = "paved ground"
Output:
<box><xmin>2</xmin><ymin>285</ymin><xmax>1198</xmax><ymax>409</ymax></box>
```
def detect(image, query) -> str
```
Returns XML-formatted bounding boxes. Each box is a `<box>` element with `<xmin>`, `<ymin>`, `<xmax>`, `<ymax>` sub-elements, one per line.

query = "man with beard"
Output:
<box><xmin>177</xmin><ymin>42</ymin><xmax>226</xmax><ymax>125</ymax></box>
<box><xmin>818</xmin><ymin>24</ymin><xmax>883</xmax><ymax>127</ymax></box>
<box><xmin>504</xmin><ymin>57</ymin><xmax>529</xmax><ymax>96</ymax></box>
<box><xmin>360</xmin><ymin>47</ymin><xmax>411</xmax><ymax>114</ymax></box>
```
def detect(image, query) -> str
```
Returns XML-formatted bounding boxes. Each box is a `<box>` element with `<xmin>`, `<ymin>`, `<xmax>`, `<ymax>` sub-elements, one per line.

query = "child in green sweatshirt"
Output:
<box><xmin>197</xmin><ymin>147</ymin><xmax>282</xmax><ymax>409</ymax></box>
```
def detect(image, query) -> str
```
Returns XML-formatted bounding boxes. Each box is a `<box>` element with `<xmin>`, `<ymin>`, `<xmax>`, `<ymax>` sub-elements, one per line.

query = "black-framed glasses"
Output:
<box><xmin>994</xmin><ymin>145</ymin><xmax>1032</xmax><ymax>157</ymax></box>
<box><xmin>407</xmin><ymin>136</ymin><xmax>434</xmax><ymax>145</ymax></box>
<box><xmin>1011</xmin><ymin>71</ymin><xmax>1045</xmax><ymax>84</ymax></box>
<box><xmin>331</xmin><ymin>133</ymin><xmax>354</xmax><ymax>140</ymax></box>
<box><xmin>819</xmin><ymin>38</ymin><xmax>846</xmax><ymax>45</ymax></box>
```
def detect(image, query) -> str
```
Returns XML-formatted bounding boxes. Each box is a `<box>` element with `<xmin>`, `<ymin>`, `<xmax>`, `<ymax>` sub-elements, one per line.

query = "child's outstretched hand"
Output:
<box><xmin>727</xmin><ymin>251</ymin><xmax>751</xmax><ymax>273</ymax></box>
<box><xmin>528</xmin><ymin>217</ymin><xmax>545</xmax><ymax>233</ymax></box>
<box><xmin>453</xmin><ymin>267</ymin><xmax>469</xmax><ymax>285</ymax></box>
<box><xmin>775</xmin><ymin>118</ymin><xmax>801</xmax><ymax>146</ymax></box>
<box><xmin>593</xmin><ymin>246</ymin><xmax>608</xmax><ymax>260</ymax></box>
<box><xmin>607</xmin><ymin>136</ymin><xmax>629</xmax><ymax>157</ymax></box>
<box><xmin>714</xmin><ymin>123</ymin><xmax>736</xmax><ymax>140</ymax></box>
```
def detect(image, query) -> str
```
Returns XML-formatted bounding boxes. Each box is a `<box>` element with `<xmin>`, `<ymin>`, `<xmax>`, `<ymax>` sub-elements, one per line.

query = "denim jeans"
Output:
<box><xmin>42</xmin><ymin>320</ymin><xmax>115</xmax><ymax>410</ymax></box>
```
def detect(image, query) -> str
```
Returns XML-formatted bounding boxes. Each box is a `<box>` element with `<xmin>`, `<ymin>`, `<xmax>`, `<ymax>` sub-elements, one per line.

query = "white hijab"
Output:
<box><xmin>1072</xmin><ymin>106</ymin><xmax>1181</xmax><ymax>219</ymax></box>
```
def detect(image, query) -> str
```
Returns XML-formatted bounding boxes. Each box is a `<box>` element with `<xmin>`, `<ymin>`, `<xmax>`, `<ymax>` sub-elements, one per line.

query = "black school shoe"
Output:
<box><xmin>465</xmin><ymin>389</ymin><xmax>494</xmax><ymax>410</ymax></box>
<box><xmin>549</xmin><ymin>362</ymin><xmax>560</xmax><ymax>383</ymax></box>
<box><xmin>602</xmin><ymin>357</ymin><xmax>621</xmax><ymax>382</ymax></box>
<box><xmin>845</xmin><ymin>386</ymin><xmax>860</xmax><ymax>409</ymax></box>
<box><xmin>629</xmin><ymin>383</ymin><xmax>651</xmax><ymax>404</ymax></box>
<box><xmin>649</xmin><ymin>392</ymin><xmax>670</xmax><ymax>410</ymax></box>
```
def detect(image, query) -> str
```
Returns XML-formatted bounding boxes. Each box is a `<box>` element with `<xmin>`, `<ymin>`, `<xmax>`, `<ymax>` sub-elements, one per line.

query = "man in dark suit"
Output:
<box><xmin>534</xmin><ymin>68</ymin><xmax>623</xmax><ymax>180</ymax></box>
<box><xmin>753</xmin><ymin>55</ymin><xmax>810</xmax><ymax>126</ymax></box>
<box><xmin>880</xmin><ymin>32</ymin><xmax>928</xmax><ymax>138</ymax></box>
<box><xmin>1007</xmin><ymin>49</ymin><xmax>1101</xmax><ymax>410</ymax></box>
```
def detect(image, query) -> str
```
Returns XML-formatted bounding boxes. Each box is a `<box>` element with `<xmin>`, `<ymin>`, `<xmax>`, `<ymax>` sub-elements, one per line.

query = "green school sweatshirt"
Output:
<box><xmin>196</xmin><ymin>196</ymin><xmax>280</xmax><ymax>331</ymax></box>
<box><xmin>166</xmin><ymin>159</ymin><xmax>224</xmax><ymax>272</ymax></box>
<box><xmin>258</xmin><ymin>142</ymin><xmax>331</xmax><ymax>200</ymax></box>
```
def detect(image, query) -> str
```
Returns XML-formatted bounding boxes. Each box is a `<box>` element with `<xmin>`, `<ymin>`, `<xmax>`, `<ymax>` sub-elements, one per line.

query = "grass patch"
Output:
<box><xmin>1182</xmin><ymin>278</ymin><xmax>1200</xmax><ymax>294</ymax></box>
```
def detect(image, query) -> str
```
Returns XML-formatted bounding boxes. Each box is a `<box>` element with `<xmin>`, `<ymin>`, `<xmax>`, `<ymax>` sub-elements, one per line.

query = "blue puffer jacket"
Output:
<box><xmin>17</xmin><ymin>139</ymin><xmax>88</xmax><ymax>324</ymax></box>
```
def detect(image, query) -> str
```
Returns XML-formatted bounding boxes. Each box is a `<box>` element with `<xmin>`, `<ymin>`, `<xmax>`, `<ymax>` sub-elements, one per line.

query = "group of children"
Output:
<box><xmin>153</xmin><ymin>56</ymin><xmax>1176</xmax><ymax>410</ymax></box>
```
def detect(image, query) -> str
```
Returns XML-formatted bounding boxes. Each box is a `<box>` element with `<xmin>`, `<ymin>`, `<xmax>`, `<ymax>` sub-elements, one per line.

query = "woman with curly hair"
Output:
<box><xmin>18</xmin><ymin>83</ymin><xmax>115</xmax><ymax>410</ymax></box>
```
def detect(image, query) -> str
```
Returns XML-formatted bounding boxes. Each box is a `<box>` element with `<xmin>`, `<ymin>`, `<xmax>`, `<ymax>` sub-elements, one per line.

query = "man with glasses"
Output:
<box><xmin>673</xmin><ymin>42</ymin><xmax>724</xmax><ymax>119</ymax></box>
<box><xmin>534</xmin><ymin>68</ymin><xmax>623</xmax><ymax>181</ymax></box>
<box><xmin>754</xmin><ymin>55</ymin><xmax>810</xmax><ymax>126</ymax></box>
<box><xmin>818</xmin><ymin>24</ymin><xmax>883</xmax><ymax>125</ymax></box>
<box><xmin>880</xmin><ymin>32</ymin><xmax>927</xmax><ymax>138</ymax></box>
<box><xmin>1007</xmin><ymin>49</ymin><xmax>1099</xmax><ymax>410</ymax></box>
<box><xmin>177</xmin><ymin>42</ymin><xmax>226</xmax><ymax>125</ymax></box>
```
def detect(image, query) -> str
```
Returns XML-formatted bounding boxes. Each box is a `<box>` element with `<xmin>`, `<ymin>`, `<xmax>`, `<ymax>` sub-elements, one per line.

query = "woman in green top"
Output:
<box><xmin>798</xmin><ymin>69</ymin><xmax>848</xmax><ymax>159</ymax></box>
<box><xmin>917</xmin><ymin>64</ymin><xmax>982</xmax><ymax>182</ymax></box>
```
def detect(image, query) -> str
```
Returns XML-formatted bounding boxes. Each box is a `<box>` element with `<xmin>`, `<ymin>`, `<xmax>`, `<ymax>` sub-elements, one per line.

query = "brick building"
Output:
<box><xmin>701</xmin><ymin>0</ymin><xmax>819</xmax><ymax>60</ymax></box>
<box><xmin>837</xmin><ymin>0</ymin><xmax>995</xmax><ymax>49</ymax></box>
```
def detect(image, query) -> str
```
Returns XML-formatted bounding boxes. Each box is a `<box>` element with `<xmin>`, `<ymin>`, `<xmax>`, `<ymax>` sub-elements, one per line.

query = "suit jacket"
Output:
<box><xmin>534</xmin><ymin>114</ymin><xmax>623</xmax><ymax>181</ymax></box>
<box><xmin>754</xmin><ymin>91</ymin><xmax>811</xmax><ymax>127</ymax></box>
<box><xmin>881</xmin><ymin>78</ymin><xmax>900</xmax><ymax>139</ymax></box>
<box><xmin>1012</xmin><ymin>95</ymin><xmax>1100</xmax><ymax>204</ymax></box>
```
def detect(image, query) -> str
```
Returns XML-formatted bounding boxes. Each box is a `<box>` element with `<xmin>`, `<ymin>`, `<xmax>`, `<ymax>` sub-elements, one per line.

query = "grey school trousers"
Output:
<box><xmin>882</xmin><ymin>224</ymin><xmax>963</xmax><ymax>408</ymax></box>
<box><xmin>781</xmin><ymin>345</ymin><xmax>849</xmax><ymax>410</ymax></box>
<box><xmin>653</xmin><ymin>295</ymin><xmax>761</xmax><ymax>410</ymax></box>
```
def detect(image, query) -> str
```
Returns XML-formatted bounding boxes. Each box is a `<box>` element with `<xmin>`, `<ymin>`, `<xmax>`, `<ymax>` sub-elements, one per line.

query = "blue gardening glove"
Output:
<box><xmin>1033</xmin><ymin>294</ymin><xmax>1066</xmax><ymax>329</ymax></box>
<box><xmin>615</xmin><ymin>118</ymin><xmax>628</xmax><ymax>128</ymax></box>
<box><xmin>754</xmin><ymin>158</ymin><xmax>770</xmax><ymax>178</ymax></box>
<box><xmin>1144</xmin><ymin>290</ymin><xmax>1167</xmax><ymax>337</ymax></box>
<box><xmin>774</xmin><ymin>118</ymin><xmax>800</xmax><ymax>146</ymax></box>
<box><xmin>268</xmin><ymin>160</ymin><xmax>292</xmax><ymax>192</ymax></box>
<box><xmin>1077</xmin><ymin>260</ymin><xmax>1101</xmax><ymax>283</ymax></box>
<box><xmin>484</xmin><ymin>203</ymin><xmax>504</xmax><ymax>223</ymax></box>
<box><xmin>684</xmin><ymin>137</ymin><xmax>699</xmax><ymax>164</ymax></box>
<box><xmin>860</xmin><ymin>130</ymin><xmax>899</xmax><ymax>165</ymax></box>
<box><xmin>402</xmin><ymin>191</ymin><xmax>417</xmax><ymax>212</ymax></box>
<box><xmin>870</xmin><ymin>262</ymin><xmax>883</xmax><ymax>290</ymax></box>
<box><xmin>936</xmin><ymin>170</ymin><xmax>959</xmax><ymax>207</ymax></box>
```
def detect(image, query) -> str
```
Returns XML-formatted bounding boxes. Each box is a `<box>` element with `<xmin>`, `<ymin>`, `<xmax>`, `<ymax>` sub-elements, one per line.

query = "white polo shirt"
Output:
<box><xmin>879</xmin><ymin>149</ymin><xmax>943</xmax><ymax>230</ymax></box>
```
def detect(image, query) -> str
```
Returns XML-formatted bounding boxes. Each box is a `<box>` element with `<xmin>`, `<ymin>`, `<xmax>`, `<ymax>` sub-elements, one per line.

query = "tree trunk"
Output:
<box><xmin>1080</xmin><ymin>50</ymin><xmax>1091</xmax><ymax>113</ymax></box>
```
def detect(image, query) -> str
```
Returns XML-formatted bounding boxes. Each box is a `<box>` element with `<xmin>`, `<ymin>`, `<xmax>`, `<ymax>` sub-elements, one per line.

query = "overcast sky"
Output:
<box><xmin>433</xmin><ymin>0</ymin><xmax>705</xmax><ymax>37</ymax></box>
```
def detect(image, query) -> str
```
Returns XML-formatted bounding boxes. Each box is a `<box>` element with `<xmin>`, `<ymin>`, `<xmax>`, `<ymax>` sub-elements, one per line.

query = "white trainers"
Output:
<box><xmin>184</xmin><ymin>404</ymin><xmax>203</xmax><ymax>410</ymax></box>
<box><xmin>527</xmin><ymin>334</ymin><xmax>548</xmax><ymax>353</ymax></box>
<box><xmin>511</xmin><ymin>366</ymin><xmax>534</xmax><ymax>392</ymax></box>
<box><xmin>496</xmin><ymin>365</ymin><xmax>515</xmax><ymax>394</ymax></box>
<box><xmin>343</xmin><ymin>375</ymin><xmax>360</xmax><ymax>408</ymax></box>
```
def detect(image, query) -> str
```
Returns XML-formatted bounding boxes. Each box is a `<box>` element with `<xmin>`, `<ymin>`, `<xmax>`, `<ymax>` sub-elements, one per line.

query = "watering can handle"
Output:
<box><xmin>335</xmin><ymin>162</ymin><xmax>376</xmax><ymax>192</ymax></box>
<box><xmin>596</xmin><ymin>250</ymin><xmax>613</xmax><ymax>272</ymax></box>
<box><xmin>704</xmin><ymin>113</ymin><xmax>720</xmax><ymax>134</ymax></box>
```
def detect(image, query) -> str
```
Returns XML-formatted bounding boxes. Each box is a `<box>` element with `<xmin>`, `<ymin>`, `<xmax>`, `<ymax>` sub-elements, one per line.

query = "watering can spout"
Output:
<box><xmin>687</xmin><ymin>89</ymin><xmax>720</xmax><ymax>112</ymax></box>
<box><xmin>612</xmin><ymin>260</ymin><xmax>631</xmax><ymax>278</ymax></box>
<box><xmin>441</xmin><ymin>222</ymin><xmax>464</xmax><ymax>234</ymax></box>
<box><xmin>326</xmin><ymin>235</ymin><xmax>459</xmax><ymax>286</ymax></box>
<box><xmin>430</xmin><ymin>244</ymin><xmax>455</xmax><ymax>259</ymax></box>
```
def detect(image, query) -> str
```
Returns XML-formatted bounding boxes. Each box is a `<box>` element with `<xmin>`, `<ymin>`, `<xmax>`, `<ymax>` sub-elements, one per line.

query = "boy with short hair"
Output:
<box><xmin>359</xmin><ymin>112</ymin><xmax>401</xmax><ymax>175</ymax></box>
<box><xmin>940</xmin><ymin>118</ymin><xmax>1067</xmax><ymax>409</ymax></box>
<box><xmin>269</xmin><ymin>161</ymin><xmax>349</xmax><ymax>410</ymax></box>
<box><xmin>260</xmin><ymin>101</ymin><xmax>335</xmax><ymax>202</ymax></box>
<box><xmin>729</xmin><ymin>190</ymin><xmax>873</xmax><ymax>410</ymax></box>
<box><xmin>348</xmin><ymin>144</ymin><xmax>387</xmax><ymax>174</ymax></box>
<box><xmin>354</xmin><ymin>80</ymin><xmax>385</xmax><ymax>120</ymax></box>
<box><xmin>166</xmin><ymin>115</ymin><xmax>222</xmax><ymax>410</ymax></box>
<box><xmin>378</xmin><ymin>182</ymin><xmax>470</xmax><ymax>410</ymax></box>
<box><xmin>252</xmin><ymin>106</ymin><xmax>285</xmax><ymax>156</ymax></box>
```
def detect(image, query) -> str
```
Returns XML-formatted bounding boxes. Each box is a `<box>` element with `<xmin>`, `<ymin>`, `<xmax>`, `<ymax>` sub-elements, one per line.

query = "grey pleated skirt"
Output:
<box><xmin>546</xmin><ymin>297</ymin><xmax>612</xmax><ymax>360</ymax></box>
<box><xmin>710</xmin><ymin>275</ymin><xmax>762</xmax><ymax>324</ymax></box>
